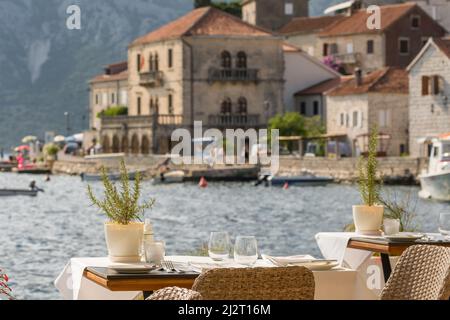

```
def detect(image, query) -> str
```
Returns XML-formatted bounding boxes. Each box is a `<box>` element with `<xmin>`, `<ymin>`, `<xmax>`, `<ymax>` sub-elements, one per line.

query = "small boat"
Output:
<box><xmin>418</xmin><ymin>134</ymin><xmax>450</xmax><ymax>201</ymax></box>
<box><xmin>81</xmin><ymin>171</ymin><xmax>140</xmax><ymax>182</ymax></box>
<box><xmin>257</xmin><ymin>170</ymin><xmax>333</xmax><ymax>187</ymax></box>
<box><xmin>152</xmin><ymin>170</ymin><xmax>185</xmax><ymax>184</ymax></box>
<box><xmin>0</xmin><ymin>189</ymin><xmax>39</xmax><ymax>197</ymax></box>
<box><xmin>15</xmin><ymin>168</ymin><xmax>52</xmax><ymax>174</ymax></box>
<box><xmin>0</xmin><ymin>162</ymin><xmax>16</xmax><ymax>172</ymax></box>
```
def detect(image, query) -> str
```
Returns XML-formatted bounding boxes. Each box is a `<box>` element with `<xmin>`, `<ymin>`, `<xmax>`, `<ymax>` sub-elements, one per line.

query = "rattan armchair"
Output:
<box><xmin>147</xmin><ymin>266</ymin><xmax>315</xmax><ymax>300</ymax></box>
<box><xmin>147</xmin><ymin>286</ymin><xmax>202</xmax><ymax>300</ymax></box>
<box><xmin>381</xmin><ymin>245</ymin><xmax>450</xmax><ymax>300</ymax></box>
<box><xmin>192</xmin><ymin>266</ymin><xmax>315</xmax><ymax>300</ymax></box>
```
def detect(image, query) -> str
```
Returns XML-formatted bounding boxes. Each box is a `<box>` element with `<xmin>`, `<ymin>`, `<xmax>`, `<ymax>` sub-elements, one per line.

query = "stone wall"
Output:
<box><xmin>277</xmin><ymin>156</ymin><xmax>428</xmax><ymax>182</ymax></box>
<box><xmin>408</xmin><ymin>43</ymin><xmax>450</xmax><ymax>157</ymax></box>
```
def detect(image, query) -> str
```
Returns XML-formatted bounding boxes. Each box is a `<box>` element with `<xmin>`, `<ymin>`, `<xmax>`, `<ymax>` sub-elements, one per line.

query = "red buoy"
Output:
<box><xmin>283</xmin><ymin>182</ymin><xmax>289</xmax><ymax>190</ymax></box>
<box><xmin>199</xmin><ymin>176</ymin><xmax>208</xmax><ymax>188</ymax></box>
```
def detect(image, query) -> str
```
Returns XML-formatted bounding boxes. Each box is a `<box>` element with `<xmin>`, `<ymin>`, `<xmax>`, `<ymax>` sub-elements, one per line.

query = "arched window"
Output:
<box><xmin>121</xmin><ymin>136</ymin><xmax>129</xmax><ymax>153</ymax></box>
<box><xmin>154</xmin><ymin>53</ymin><xmax>159</xmax><ymax>71</ymax></box>
<box><xmin>149</xmin><ymin>53</ymin><xmax>154</xmax><ymax>71</ymax></box>
<box><xmin>237</xmin><ymin>97</ymin><xmax>247</xmax><ymax>114</ymax></box>
<box><xmin>221</xmin><ymin>51</ymin><xmax>232</xmax><ymax>69</ymax></box>
<box><xmin>155</xmin><ymin>97</ymin><xmax>159</xmax><ymax>114</ymax></box>
<box><xmin>221</xmin><ymin>98</ymin><xmax>232</xmax><ymax>114</ymax></box>
<box><xmin>131</xmin><ymin>134</ymin><xmax>139</xmax><ymax>155</ymax></box>
<box><xmin>150</xmin><ymin>97</ymin><xmax>154</xmax><ymax>114</ymax></box>
<box><xmin>102</xmin><ymin>136</ymin><xmax>111</xmax><ymax>154</ymax></box>
<box><xmin>236</xmin><ymin>51</ymin><xmax>247</xmax><ymax>69</ymax></box>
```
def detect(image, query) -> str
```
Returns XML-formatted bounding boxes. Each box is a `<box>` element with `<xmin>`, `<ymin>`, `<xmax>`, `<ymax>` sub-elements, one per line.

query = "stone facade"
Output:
<box><xmin>326</xmin><ymin>93</ymin><xmax>409</xmax><ymax>156</ymax></box>
<box><xmin>89</xmin><ymin>62</ymin><xmax>128</xmax><ymax>131</ymax></box>
<box><xmin>99</xmin><ymin>7</ymin><xmax>285</xmax><ymax>155</ymax></box>
<box><xmin>408</xmin><ymin>39</ymin><xmax>450</xmax><ymax>157</ymax></box>
<box><xmin>242</xmin><ymin>0</ymin><xmax>309</xmax><ymax>31</ymax></box>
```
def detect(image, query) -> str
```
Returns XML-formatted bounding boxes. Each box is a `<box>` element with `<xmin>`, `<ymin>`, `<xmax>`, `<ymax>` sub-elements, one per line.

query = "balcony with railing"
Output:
<box><xmin>208</xmin><ymin>114</ymin><xmax>260</xmax><ymax>128</ymax></box>
<box><xmin>139</xmin><ymin>71</ymin><xmax>164</xmax><ymax>87</ymax></box>
<box><xmin>208</xmin><ymin>68</ymin><xmax>259</xmax><ymax>83</ymax></box>
<box><xmin>101</xmin><ymin>114</ymin><xmax>183</xmax><ymax>129</ymax></box>
<box><xmin>333</xmin><ymin>52</ymin><xmax>361</xmax><ymax>64</ymax></box>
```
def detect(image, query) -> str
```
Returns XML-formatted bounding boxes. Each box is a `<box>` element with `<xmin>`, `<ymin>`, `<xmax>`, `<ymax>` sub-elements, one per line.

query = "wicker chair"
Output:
<box><xmin>147</xmin><ymin>286</ymin><xmax>202</xmax><ymax>300</ymax></box>
<box><xmin>381</xmin><ymin>245</ymin><xmax>450</xmax><ymax>300</ymax></box>
<box><xmin>191</xmin><ymin>266</ymin><xmax>315</xmax><ymax>300</ymax></box>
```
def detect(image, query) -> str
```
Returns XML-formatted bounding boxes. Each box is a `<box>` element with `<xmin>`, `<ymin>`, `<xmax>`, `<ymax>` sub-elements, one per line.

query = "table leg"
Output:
<box><xmin>380</xmin><ymin>253</ymin><xmax>392</xmax><ymax>283</ymax></box>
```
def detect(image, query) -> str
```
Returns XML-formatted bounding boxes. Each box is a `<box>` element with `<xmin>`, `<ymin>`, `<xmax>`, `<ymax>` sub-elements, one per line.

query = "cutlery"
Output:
<box><xmin>162</xmin><ymin>260</ymin><xmax>184</xmax><ymax>273</ymax></box>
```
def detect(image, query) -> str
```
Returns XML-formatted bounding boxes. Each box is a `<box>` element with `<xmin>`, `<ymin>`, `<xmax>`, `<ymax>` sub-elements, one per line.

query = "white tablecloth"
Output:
<box><xmin>54</xmin><ymin>256</ymin><xmax>377</xmax><ymax>300</ymax></box>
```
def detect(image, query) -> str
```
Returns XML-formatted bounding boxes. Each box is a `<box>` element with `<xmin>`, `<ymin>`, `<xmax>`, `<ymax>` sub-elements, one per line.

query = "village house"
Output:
<box><xmin>282</xmin><ymin>3</ymin><xmax>446</xmax><ymax>74</ymax></box>
<box><xmin>241</xmin><ymin>0</ymin><xmax>309</xmax><ymax>31</ymax></box>
<box><xmin>407</xmin><ymin>37</ymin><xmax>450</xmax><ymax>158</ymax></box>
<box><xmin>89</xmin><ymin>61</ymin><xmax>128</xmax><ymax>131</ymax></box>
<box><xmin>279</xmin><ymin>15</ymin><xmax>345</xmax><ymax>57</ymax></box>
<box><xmin>100</xmin><ymin>7</ymin><xmax>285</xmax><ymax>155</ymax></box>
<box><xmin>325</xmin><ymin>67</ymin><xmax>409</xmax><ymax>157</ymax></box>
<box><xmin>283</xmin><ymin>44</ymin><xmax>340</xmax><ymax>114</ymax></box>
<box><xmin>294</xmin><ymin>77</ymin><xmax>342</xmax><ymax>123</ymax></box>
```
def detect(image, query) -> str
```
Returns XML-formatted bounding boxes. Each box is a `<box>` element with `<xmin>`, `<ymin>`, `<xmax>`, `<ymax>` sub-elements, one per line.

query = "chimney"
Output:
<box><xmin>355</xmin><ymin>68</ymin><xmax>363</xmax><ymax>87</ymax></box>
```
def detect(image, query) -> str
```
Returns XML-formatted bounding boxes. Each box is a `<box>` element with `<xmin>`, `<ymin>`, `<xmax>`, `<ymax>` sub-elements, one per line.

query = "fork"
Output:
<box><xmin>162</xmin><ymin>260</ymin><xmax>184</xmax><ymax>273</ymax></box>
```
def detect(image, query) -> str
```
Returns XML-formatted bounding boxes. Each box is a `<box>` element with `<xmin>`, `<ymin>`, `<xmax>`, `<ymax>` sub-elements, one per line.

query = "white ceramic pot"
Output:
<box><xmin>104</xmin><ymin>222</ymin><xmax>144</xmax><ymax>262</ymax></box>
<box><xmin>352</xmin><ymin>205</ymin><xmax>384</xmax><ymax>235</ymax></box>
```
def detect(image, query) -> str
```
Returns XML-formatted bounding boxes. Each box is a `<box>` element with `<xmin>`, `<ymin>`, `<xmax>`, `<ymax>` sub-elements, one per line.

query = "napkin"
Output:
<box><xmin>261</xmin><ymin>254</ymin><xmax>316</xmax><ymax>267</ymax></box>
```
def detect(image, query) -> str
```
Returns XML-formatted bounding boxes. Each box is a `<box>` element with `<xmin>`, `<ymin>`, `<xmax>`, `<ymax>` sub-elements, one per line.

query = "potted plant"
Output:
<box><xmin>88</xmin><ymin>160</ymin><xmax>155</xmax><ymax>262</ymax></box>
<box><xmin>353</xmin><ymin>127</ymin><xmax>383</xmax><ymax>235</ymax></box>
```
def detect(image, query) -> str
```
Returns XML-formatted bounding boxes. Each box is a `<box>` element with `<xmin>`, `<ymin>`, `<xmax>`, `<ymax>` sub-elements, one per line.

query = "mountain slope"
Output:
<box><xmin>0</xmin><ymin>0</ymin><xmax>337</xmax><ymax>149</ymax></box>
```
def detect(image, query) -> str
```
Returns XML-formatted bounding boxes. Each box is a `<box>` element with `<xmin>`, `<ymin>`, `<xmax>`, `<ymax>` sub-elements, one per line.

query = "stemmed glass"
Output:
<box><xmin>234</xmin><ymin>236</ymin><xmax>258</xmax><ymax>266</ymax></box>
<box><xmin>208</xmin><ymin>232</ymin><xmax>231</xmax><ymax>261</ymax></box>
<box><xmin>439</xmin><ymin>212</ymin><xmax>450</xmax><ymax>238</ymax></box>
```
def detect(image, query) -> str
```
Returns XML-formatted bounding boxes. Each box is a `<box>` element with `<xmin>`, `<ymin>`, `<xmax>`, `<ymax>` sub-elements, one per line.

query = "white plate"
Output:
<box><xmin>384</xmin><ymin>233</ymin><xmax>424</xmax><ymax>242</ymax></box>
<box><xmin>287</xmin><ymin>260</ymin><xmax>339</xmax><ymax>271</ymax></box>
<box><xmin>108</xmin><ymin>264</ymin><xmax>157</xmax><ymax>274</ymax></box>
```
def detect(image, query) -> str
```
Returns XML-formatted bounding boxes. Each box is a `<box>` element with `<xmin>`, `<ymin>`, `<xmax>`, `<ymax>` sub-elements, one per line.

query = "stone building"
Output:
<box><xmin>100</xmin><ymin>7</ymin><xmax>285</xmax><ymax>155</ymax></box>
<box><xmin>89</xmin><ymin>62</ymin><xmax>128</xmax><ymax>131</ymax></box>
<box><xmin>242</xmin><ymin>0</ymin><xmax>309</xmax><ymax>31</ymax></box>
<box><xmin>407</xmin><ymin>37</ymin><xmax>450</xmax><ymax>157</ymax></box>
<box><xmin>279</xmin><ymin>15</ymin><xmax>345</xmax><ymax>57</ymax></box>
<box><xmin>325</xmin><ymin>67</ymin><xmax>409</xmax><ymax>157</ymax></box>
<box><xmin>282</xmin><ymin>3</ymin><xmax>446</xmax><ymax>74</ymax></box>
<box><xmin>294</xmin><ymin>77</ymin><xmax>342</xmax><ymax>123</ymax></box>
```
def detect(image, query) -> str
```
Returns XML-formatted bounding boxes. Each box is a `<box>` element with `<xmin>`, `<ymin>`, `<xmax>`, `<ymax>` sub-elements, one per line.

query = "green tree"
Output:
<box><xmin>97</xmin><ymin>105</ymin><xmax>128</xmax><ymax>118</ymax></box>
<box><xmin>194</xmin><ymin>0</ymin><xmax>242</xmax><ymax>18</ymax></box>
<box><xmin>269</xmin><ymin>112</ymin><xmax>306</xmax><ymax>152</ymax></box>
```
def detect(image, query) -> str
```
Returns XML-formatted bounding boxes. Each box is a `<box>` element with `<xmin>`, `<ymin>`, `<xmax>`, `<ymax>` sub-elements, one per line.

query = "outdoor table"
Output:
<box><xmin>316</xmin><ymin>232</ymin><xmax>450</xmax><ymax>283</ymax></box>
<box><xmin>55</xmin><ymin>256</ymin><xmax>377</xmax><ymax>300</ymax></box>
<box><xmin>347</xmin><ymin>236</ymin><xmax>450</xmax><ymax>282</ymax></box>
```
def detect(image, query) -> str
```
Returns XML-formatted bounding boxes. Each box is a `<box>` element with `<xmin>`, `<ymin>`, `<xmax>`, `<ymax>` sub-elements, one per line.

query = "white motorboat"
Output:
<box><xmin>419</xmin><ymin>134</ymin><xmax>450</xmax><ymax>201</ymax></box>
<box><xmin>152</xmin><ymin>170</ymin><xmax>185</xmax><ymax>184</ymax></box>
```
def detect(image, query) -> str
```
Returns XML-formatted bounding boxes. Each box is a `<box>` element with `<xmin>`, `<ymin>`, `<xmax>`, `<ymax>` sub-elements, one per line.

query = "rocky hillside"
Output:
<box><xmin>0</xmin><ymin>0</ymin><xmax>337</xmax><ymax>149</ymax></box>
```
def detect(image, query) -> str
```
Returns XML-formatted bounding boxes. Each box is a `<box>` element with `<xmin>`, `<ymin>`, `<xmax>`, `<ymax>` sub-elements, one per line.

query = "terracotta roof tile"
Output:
<box><xmin>131</xmin><ymin>7</ymin><xmax>272</xmax><ymax>46</ymax></box>
<box><xmin>319</xmin><ymin>3</ymin><xmax>417</xmax><ymax>37</ymax></box>
<box><xmin>295</xmin><ymin>77</ymin><xmax>341</xmax><ymax>96</ymax></box>
<box><xmin>326</xmin><ymin>67</ymin><xmax>408</xmax><ymax>96</ymax></box>
<box><xmin>434</xmin><ymin>37</ymin><xmax>450</xmax><ymax>59</ymax></box>
<box><xmin>90</xmin><ymin>70</ymin><xmax>128</xmax><ymax>84</ymax></box>
<box><xmin>278</xmin><ymin>15</ymin><xmax>345</xmax><ymax>35</ymax></box>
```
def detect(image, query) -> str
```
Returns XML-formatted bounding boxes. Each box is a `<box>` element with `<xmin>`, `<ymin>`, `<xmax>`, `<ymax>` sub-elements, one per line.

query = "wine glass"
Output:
<box><xmin>234</xmin><ymin>236</ymin><xmax>258</xmax><ymax>266</ymax></box>
<box><xmin>208</xmin><ymin>232</ymin><xmax>231</xmax><ymax>261</ymax></box>
<box><xmin>439</xmin><ymin>212</ymin><xmax>450</xmax><ymax>238</ymax></box>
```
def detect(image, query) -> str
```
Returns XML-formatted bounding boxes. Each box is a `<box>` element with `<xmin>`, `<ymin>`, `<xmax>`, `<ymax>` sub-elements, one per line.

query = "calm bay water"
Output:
<box><xmin>1</xmin><ymin>172</ymin><xmax>449</xmax><ymax>300</ymax></box>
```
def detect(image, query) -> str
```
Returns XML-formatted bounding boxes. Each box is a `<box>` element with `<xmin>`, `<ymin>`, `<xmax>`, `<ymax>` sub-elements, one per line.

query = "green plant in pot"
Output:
<box><xmin>353</xmin><ymin>127</ymin><xmax>383</xmax><ymax>235</ymax></box>
<box><xmin>88</xmin><ymin>160</ymin><xmax>155</xmax><ymax>262</ymax></box>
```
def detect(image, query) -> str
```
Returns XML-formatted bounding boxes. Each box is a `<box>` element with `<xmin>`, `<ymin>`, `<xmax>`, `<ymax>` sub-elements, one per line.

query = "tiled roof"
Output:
<box><xmin>278</xmin><ymin>15</ymin><xmax>345</xmax><ymax>35</ymax></box>
<box><xmin>90</xmin><ymin>70</ymin><xmax>128</xmax><ymax>84</ymax></box>
<box><xmin>131</xmin><ymin>7</ymin><xmax>272</xmax><ymax>46</ymax></box>
<box><xmin>326</xmin><ymin>67</ymin><xmax>408</xmax><ymax>96</ymax></box>
<box><xmin>434</xmin><ymin>37</ymin><xmax>450</xmax><ymax>59</ymax></box>
<box><xmin>319</xmin><ymin>3</ymin><xmax>417</xmax><ymax>37</ymax></box>
<box><xmin>295</xmin><ymin>77</ymin><xmax>341</xmax><ymax>96</ymax></box>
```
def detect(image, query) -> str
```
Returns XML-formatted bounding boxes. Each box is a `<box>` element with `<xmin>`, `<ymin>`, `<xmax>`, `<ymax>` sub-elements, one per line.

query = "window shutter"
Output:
<box><xmin>422</xmin><ymin>76</ymin><xmax>429</xmax><ymax>95</ymax></box>
<box><xmin>359</xmin><ymin>111</ymin><xmax>363</xmax><ymax>128</ymax></box>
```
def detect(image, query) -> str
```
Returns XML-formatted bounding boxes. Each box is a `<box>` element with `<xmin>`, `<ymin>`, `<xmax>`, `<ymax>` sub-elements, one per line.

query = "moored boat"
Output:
<box><xmin>81</xmin><ymin>171</ymin><xmax>141</xmax><ymax>182</ymax></box>
<box><xmin>418</xmin><ymin>133</ymin><xmax>450</xmax><ymax>201</ymax></box>
<box><xmin>256</xmin><ymin>169</ymin><xmax>334</xmax><ymax>187</ymax></box>
<box><xmin>0</xmin><ymin>189</ymin><xmax>39</xmax><ymax>197</ymax></box>
<box><xmin>152</xmin><ymin>170</ymin><xmax>185</xmax><ymax>184</ymax></box>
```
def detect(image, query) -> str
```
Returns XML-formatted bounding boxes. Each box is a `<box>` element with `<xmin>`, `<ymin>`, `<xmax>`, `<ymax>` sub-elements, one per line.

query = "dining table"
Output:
<box><xmin>54</xmin><ymin>256</ymin><xmax>378</xmax><ymax>300</ymax></box>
